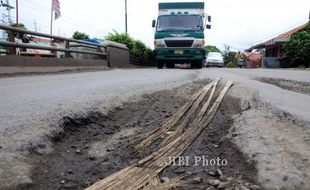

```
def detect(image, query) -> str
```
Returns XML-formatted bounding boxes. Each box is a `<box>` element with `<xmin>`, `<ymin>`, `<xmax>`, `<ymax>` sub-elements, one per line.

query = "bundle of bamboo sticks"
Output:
<box><xmin>87</xmin><ymin>79</ymin><xmax>233</xmax><ymax>190</ymax></box>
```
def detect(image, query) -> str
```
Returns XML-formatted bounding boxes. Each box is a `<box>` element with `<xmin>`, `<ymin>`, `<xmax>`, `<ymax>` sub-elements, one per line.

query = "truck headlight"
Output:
<box><xmin>154</xmin><ymin>39</ymin><xmax>166</xmax><ymax>48</ymax></box>
<box><xmin>192</xmin><ymin>39</ymin><xmax>205</xmax><ymax>48</ymax></box>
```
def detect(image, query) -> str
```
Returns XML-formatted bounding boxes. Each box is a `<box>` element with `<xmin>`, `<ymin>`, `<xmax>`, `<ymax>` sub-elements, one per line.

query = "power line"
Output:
<box><xmin>0</xmin><ymin>0</ymin><xmax>14</xmax><ymax>24</ymax></box>
<box><xmin>246</xmin><ymin>18</ymin><xmax>307</xmax><ymax>46</ymax></box>
<box><xmin>19</xmin><ymin>1</ymin><xmax>97</xmax><ymax>31</ymax></box>
<box><xmin>4</xmin><ymin>0</ymin><xmax>114</xmax><ymax>38</ymax></box>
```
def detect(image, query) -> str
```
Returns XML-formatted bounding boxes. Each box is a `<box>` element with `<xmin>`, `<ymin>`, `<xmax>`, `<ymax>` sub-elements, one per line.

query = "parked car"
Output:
<box><xmin>205</xmin><ymin>52</ymin><xmax>224</xmax><ymax>67</ymax></box>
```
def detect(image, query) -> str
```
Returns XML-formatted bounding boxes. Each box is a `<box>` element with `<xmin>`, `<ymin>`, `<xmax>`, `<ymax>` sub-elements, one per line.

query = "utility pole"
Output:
<box><xmin>34</xmin><ymin>20</ymin><xmax>37</xmax><ymax>32</ymax></box>
<box><xmin>6</xmin><ymin>0</ymin><xmax>12</xmax><ymax>24</ymax></box>
<box><xmin>1</xmin><ymin>14</ymin><xmax>6</xmax><ymax>38</ymax></box>
<box><xmin>1</xmin><ymin>0</ymin><xmax>14</xmax><ymax>24</ymax></box>
<box><xmin>50</xmin><ymin>0</ymin><xmax>53</xmax><ymax>35</ymax></box>
<box><xmin>1</xmin><ymin>0</ymin><xmax>15</xmax><ymax>24</ymax></box>
<box><xmin>125</xmin><ymin>0</ymin><xmax>127</xmax><ymax>34</ymax></box>
<box><xmin>15</xmin><ymin>0</ymin><xmax>18</xmax><ymax>24</ymax></box>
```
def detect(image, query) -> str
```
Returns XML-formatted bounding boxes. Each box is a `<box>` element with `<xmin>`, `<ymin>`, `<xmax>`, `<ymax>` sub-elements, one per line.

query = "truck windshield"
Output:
<box><xmin>157</xmin><ymin>15</ymin><xmax>203</xmax><ymax>32</ymax></box>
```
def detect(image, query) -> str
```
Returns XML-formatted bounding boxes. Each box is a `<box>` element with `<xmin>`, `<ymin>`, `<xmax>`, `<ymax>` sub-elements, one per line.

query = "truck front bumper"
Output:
<box><xmin>155</xmin><ymin>48</ymin><xmax>206</xmax><ymax>62</ymax></box>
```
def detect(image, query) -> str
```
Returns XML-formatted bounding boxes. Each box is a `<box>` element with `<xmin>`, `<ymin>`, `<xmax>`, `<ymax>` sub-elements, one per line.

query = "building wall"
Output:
<box><xmin>265</xmin><ymin>44</ymin><xmax>283</xmax><ymax>57</ymax></box>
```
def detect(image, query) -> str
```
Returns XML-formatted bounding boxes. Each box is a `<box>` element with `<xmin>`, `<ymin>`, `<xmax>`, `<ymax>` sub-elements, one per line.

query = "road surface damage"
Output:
<box><xmin>19</xmin><ymin>79</ymin><xmax>260</xmax><ymax>190</ymax></box>
<box><xmin>87</xmin><ymin>79</ymin><xmax>233</xmax><ymax>189</ymax></box>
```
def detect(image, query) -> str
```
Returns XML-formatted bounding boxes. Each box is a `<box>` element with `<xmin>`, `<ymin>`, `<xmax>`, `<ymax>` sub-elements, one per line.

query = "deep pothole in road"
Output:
<box><xmin>19</xmin><ymin>81</ymin><xmax>261</xmax><ymax>190</ymax></box>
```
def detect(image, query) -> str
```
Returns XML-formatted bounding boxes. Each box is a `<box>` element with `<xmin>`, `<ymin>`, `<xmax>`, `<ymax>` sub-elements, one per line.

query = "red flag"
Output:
<box><xmin>52</xmin><ymin>0</ymin><xmax>61</xmax><ymax>20</ymax></box>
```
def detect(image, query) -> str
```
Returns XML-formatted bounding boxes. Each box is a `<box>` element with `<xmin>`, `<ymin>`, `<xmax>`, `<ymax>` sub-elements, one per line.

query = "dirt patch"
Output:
<box><xmin>18</xmin><ymin>81</ymin><xmax>260</xmax><ymax>190</ymax></box>
<box><xmin>256</xmin><ymin>77</ymin><xmax>310</xmax><ymax>95</ymax></box>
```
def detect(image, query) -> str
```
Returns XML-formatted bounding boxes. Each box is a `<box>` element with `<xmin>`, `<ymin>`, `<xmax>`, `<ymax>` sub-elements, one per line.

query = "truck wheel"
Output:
<box><xmin>166</xmin><ymin>63</ymin><xmax>175</xmax><ymax>69</ymax></box>
<box><xmin>190</xmin><ymin>61</ymin><xmax>203</xmax><ymax>69</ymax></box>
<box><xmin>157</xmin><ymin>61</ymin><xmax>164</xmax><ymax>69</ymax></box>
<box><xmin>196</xmin><ymin>61</ymin><xmax>203</xmax><ymax>69</ymax></box>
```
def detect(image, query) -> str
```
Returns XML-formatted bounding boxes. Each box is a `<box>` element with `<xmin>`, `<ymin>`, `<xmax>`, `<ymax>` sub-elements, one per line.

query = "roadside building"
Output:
<box><xmin>242</xmin><ymin>52</ymin><xmax>263</xmax><ymax>68</ymax></box>
<box><xmin>245</xmin><ymin>23</ymin><xmax>308</xmax><ymax>68</ymax></box>
<box><xmin>21</xmin><ymin>37</ymin><xmax>65</xmax><ymax>58</ymax></box>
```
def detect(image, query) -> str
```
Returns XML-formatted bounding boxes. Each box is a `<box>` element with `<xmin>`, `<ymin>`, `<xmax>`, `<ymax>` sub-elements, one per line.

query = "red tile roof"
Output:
<box><xmin>242</xmin><ymin>52</ymin><xmax>263</xmax><ymax>61</ymax></box>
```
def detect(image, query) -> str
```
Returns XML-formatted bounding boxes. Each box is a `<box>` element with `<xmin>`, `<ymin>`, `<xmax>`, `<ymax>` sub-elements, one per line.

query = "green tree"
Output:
<box><xmin>282</xmin><ymin>23</ymin><xmax>310</xmax><ymax>68</ymax></box>
<box><xmin>10</xmin><ymin>23</ymin><xmax>26</xmax><ymax>29</ymax></box>
<box><xmin>106</xmin><ymin>31</ymin><xmax>152</xmax><ymax>57</ymax></box>
<box><xmin>223</xmin><ymin>51</ymin><xmax>237</xmax><ymax>66</ymax></box>
<box><xmin>72</xmin><ymin>31</ymin><xmax>90</xmax><ymax>40</ymax></box>
<box><xmin>205</xmin><ymin>45</ymin><xmax>221</xmax><ymax>55</ymax></box>
<box><xmin>5</xmin><ymin>23</ymin><xmax>28</xmax><ymax>54</ymax></box>
<box><xmin>131</xmin><ymin>40</ymin><xmax>147</xmax><ymax>57</ymax></box>
<box><xmin>7</xmin><ymin>23</ymin><xmax>27</xmax><ymax>38</ymax></box>
<box><xmin>106</xmin><ymin>31</ymin><xmax>134</xmax><ymax>50</ymax></box>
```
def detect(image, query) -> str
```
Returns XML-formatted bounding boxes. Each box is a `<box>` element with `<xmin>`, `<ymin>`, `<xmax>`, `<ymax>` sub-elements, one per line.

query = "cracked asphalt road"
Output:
<box><xmin>0</xmin><ymin>68</ymin><xmax>310</xmax><ymax>189</ymax></box>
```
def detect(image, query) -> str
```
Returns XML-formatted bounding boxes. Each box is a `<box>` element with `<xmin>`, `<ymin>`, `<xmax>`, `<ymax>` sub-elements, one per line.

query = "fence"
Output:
<box><xmin>0</xmin><ymin>23</ymin><xmax>107</xmax><ymax>60</ymax></box>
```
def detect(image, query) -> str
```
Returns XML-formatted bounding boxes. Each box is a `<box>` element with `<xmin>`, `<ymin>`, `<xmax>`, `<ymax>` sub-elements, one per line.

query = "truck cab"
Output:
<box><xmin>152</xmin><ymin>2</ymin><xmax>211</xmax><ymax>69</ymax></box>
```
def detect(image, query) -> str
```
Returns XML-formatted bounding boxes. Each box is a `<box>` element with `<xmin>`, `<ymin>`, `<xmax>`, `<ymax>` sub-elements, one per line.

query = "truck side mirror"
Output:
<box><xmin>208</xmin><ymin>16</ymin><xmax>212</xmax><ymax>22</ymax></box>
<box><xmin>206</xmin><ymin>24</ymin><xmax>211</xmax><ymax>29</ymax></box>
<box><xmin>152</xmin><ymin>20</ymin><xmax>156</xmax><ymax>28</ymax></box>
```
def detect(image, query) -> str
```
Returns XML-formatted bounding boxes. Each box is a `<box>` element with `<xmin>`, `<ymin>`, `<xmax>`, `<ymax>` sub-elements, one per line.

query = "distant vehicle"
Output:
<box><xmin>235</xmin><ymin>51</ymin><xmax>246</xmax><ymax>68</ymax></box>
<box><xmin>152</xmin><ymin>2</ymin><xmax>212</xmax><ymax>69</ymax></box>
<box><xmin>205</xmin><ymin>52</ymin><xmax>224</xmax><ymax>67</ymax></box>
<box><xmin>237</xmin><ymin>60</ymin><xmax>247</xmax><ymax>68</ymax></box>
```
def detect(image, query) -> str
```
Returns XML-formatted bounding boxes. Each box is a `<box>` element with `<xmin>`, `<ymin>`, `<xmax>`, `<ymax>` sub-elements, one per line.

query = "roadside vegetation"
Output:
<box><xmin>6</xmin><ymin>23</ymin><xmax>28</xmax><ymax>41</ymax></box>
<box><xmin>72</xmin><ymin>31</ymin><xmax>90</xmax><ymax>40</ymax></box>
<box><xmin>204</xmin><ymin>45</ymin><xmax>221</xmax><ymax>54</ymax></box>
<box><xmin>282</xmin><ymin>22</ymin><xmax>310</xmax><ymax>68</ymax></box>
<box><xmin>205</xmin><ymin>45</ymin><xmax>238</xmax><ymax>68</ymax></box>
<box><xmin>71</xmin><ymin>30</ymin><xmax>152</xmax><ymax>58</ymax></box>
<box><xmin>105</xmin><ymin>31</ymin><xmax>153</xmax><ymax>57</ymax></box>
<box><xmin>223</xmin><ymin>51</ymin><xmax>237</xmax><ymax>68</ymax></box>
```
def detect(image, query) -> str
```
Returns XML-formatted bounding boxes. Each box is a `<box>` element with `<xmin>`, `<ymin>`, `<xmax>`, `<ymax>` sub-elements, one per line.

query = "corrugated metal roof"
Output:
<box><xmin>278</xmin><ymin>23</ymin><xmax>307</xmax><ymax>38</ymax></box>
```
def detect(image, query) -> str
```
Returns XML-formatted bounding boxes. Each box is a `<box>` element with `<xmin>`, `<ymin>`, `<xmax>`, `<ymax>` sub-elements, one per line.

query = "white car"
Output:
<box><xmin>205</xmin><ymin>52</ymin><xmax>224</xmax><ymax>67</ymax></box>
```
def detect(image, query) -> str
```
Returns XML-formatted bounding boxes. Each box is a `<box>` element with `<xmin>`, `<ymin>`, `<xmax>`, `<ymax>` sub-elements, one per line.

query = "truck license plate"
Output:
<box><xmin>174</xmin><ymin>50</ymin><xmax>184</xmax><ymax>55</ymax></box>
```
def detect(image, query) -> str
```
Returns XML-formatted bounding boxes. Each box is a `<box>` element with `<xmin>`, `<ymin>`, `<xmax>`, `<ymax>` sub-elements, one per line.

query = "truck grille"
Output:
<box><xmin>165</xmin><ymin>40</ymin><xmax>193</xmax><ymax>47</ymax></box>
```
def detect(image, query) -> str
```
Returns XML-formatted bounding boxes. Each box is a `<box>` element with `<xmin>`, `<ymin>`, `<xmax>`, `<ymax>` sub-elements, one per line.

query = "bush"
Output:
<box><xmin>106</xmin><ymin>31</ymin><xmax>134</xmax><ymax>50</ymax></box>
<box><xmin>131</xmin><ymin>40</ymin><xmax>147</xmax><ymax>57</ymax></box>
<box><xmin>7</xmin><ymin>23</ymin><xmax>27</xmax><ymax>37</ymax></box>
<box><xmin>205</xmin><ymin>45</ymin><xmax>221</xmax><ymax>55</ymax></box>
<box><xmin>72</xmin><ymin>31</ymin><xmax>90</xmax><ymax>40</ymax></box>
<box><xmin>282</xmin><ymin>23</ymin><xmax>310</xmax><ymax>68</ymax></box>
<box><xmin>6</xmin><ymin>23</ymin><xmax>30</xmax><ymax>43</ymax></box>
<box><xmin>226</xmin><ymin>61</ymin><xmax>236</xmax><ymax>68</ymax></box>
<box><xmin>223</xmin><ymin>51</ymin><xmax>237</xmax><ymax>65</ymax></box>
<box><xmin>106</xmin><ymin>31</ymin><xmax>152</xmax><ymax>57</ymax></box>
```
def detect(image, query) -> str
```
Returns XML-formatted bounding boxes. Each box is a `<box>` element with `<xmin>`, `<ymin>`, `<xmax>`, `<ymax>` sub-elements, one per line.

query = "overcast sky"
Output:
<box><xmin>1</xmin><ymin>0</ymin><xmax>309</xmax><ymax>51</ymax></box>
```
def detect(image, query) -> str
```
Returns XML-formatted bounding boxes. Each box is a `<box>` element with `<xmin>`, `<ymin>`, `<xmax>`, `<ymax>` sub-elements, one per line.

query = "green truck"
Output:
<box><xmin>152</xmin><ymin>2</ymin><xmax>211</xmax><ymax>69</ymax></box>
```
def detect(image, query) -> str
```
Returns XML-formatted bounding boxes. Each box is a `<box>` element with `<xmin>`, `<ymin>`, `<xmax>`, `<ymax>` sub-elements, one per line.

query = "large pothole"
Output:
<box><xmin>18</xmin><ymin>80</ymin><xmax>260</xmax><ymax>190</ymax></box>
